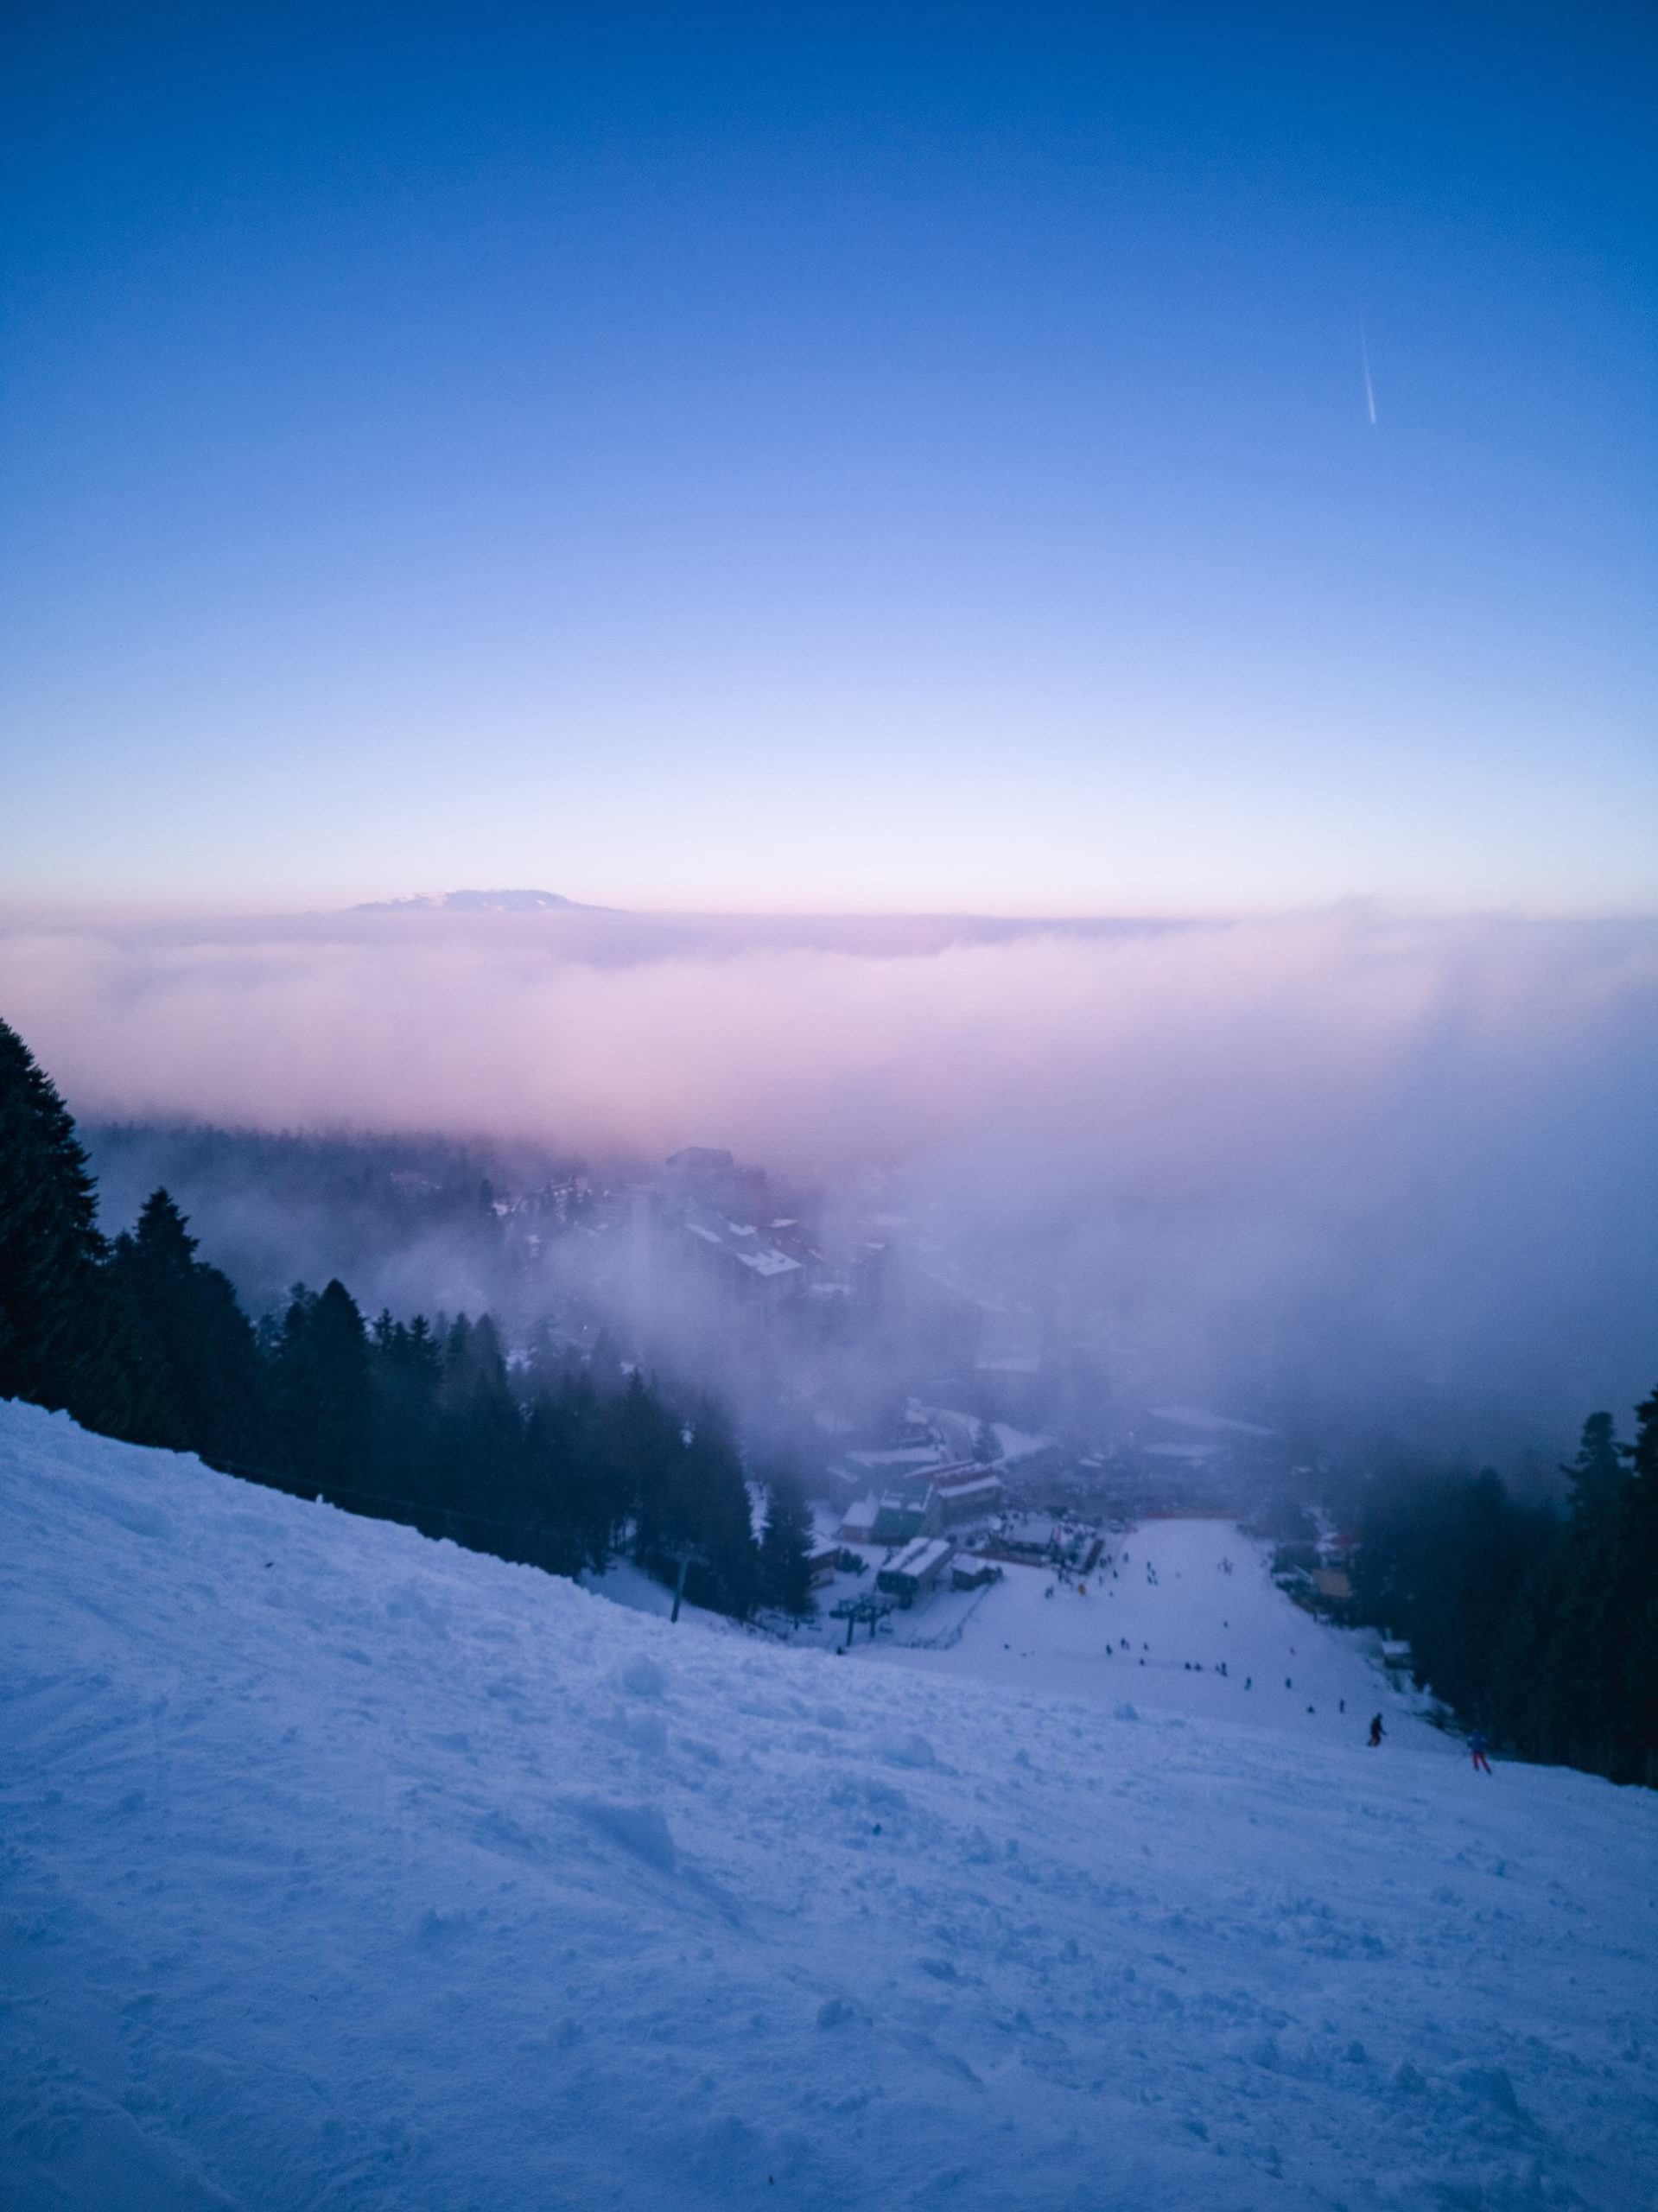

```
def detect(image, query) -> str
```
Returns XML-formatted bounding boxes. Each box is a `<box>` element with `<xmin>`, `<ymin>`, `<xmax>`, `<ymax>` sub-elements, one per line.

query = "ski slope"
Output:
<box><xmin>4</xmin><ymin>1402</ymin><xmax>1656</xmax><ymax>2212</ymax></box>
<box><xmin>847</xmin><ymin>1520</ymin><xmax>1445</xmax><ymax>1751</ymax></box>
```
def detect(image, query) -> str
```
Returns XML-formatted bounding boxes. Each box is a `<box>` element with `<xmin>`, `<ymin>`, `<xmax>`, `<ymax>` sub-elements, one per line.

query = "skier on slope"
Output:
<box><xmin>1468</xmin><ymin>1731</ymin><xmax>1493</xmax><ymax>1775</ymax></box>
<box><xmin>1368</xmin><ymin>1714</ymin><xmax>1385</xmax><ymax>1747</ymax></box>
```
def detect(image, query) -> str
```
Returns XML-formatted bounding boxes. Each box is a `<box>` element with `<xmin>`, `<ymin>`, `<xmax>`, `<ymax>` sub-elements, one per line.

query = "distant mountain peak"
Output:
<box><xmin>353</xmin><ymin>889</ymin><xmax>587</xmax><ymax>913</ymax></box>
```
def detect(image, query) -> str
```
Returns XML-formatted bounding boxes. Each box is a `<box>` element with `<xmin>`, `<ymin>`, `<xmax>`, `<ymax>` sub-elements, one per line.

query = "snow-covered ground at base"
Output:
<box><xmin>775</xmin><ymin>1516</ymin><xmax>1440</xmax><ymax>1751</ymax></box>
<box><xmin>4</xmin><ymin>1404</ymin><xmax>1657</xmax><ymax>2212</ymax></box>
<box><xmin>846</xmin><ymin>1520</ymin><xmax>1446</xmax><ymax>1751</ymax></box>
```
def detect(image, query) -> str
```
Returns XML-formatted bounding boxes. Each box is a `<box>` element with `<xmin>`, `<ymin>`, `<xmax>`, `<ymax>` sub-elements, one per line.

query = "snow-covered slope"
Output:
<box><xmin>3</xmin><ymin>1405</ymin><xmax>1655</xmax><ymax>2211</ymax></box>
<box><xmin>848</xmin><ymin>1521</ymin><xmax>1446</xmax><ymax>1748</ymax></box>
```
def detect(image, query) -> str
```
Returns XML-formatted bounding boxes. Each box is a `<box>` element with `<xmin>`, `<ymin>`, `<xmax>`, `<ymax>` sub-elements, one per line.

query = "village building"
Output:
<box><xmin>876</xmin><ymin>1535</ymin><xmax>956</xmax><ymax>1606</ymax></box>
<box><xmin>871</xmin><ymin>1492</ymin><xmax>930</xmax><ymax>1546</ymax></box>
<box><xmin>951</xmin><ymin>1555</ymin><xmax>1001</xmax><ymax>1591</ymax></box>
<box><xmin>928</xmin><ymin>1465</ymin><xmax>1006</xmax><ymax>1525</ymax></box>
<box><xmin>838</xmin><ymin>1494</ymin><xmax>879</xmax><ymax>1545</ymax></box>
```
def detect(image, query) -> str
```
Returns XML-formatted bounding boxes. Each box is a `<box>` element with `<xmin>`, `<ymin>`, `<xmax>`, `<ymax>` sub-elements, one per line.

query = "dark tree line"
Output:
<box><xmin>1348</xmin><ymin>1406</ymin><xmax>1658</xmax><ymax>1787</ymax></box>
<box><xmin>1</xmin><ymin>1019</ymin><xmax>816</xmax><ymax>1624</ymax></box>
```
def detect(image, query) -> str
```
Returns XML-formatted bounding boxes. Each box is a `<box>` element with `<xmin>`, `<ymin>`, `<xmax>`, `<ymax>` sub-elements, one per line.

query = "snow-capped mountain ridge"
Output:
<box><xmin>352</xmin><ymin>887</ymin><xmax>594</xmax><ymax>912</ymax></box>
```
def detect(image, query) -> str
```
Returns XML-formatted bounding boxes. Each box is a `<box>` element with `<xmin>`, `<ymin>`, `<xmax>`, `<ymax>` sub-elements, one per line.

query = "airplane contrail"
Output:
<box><xmin>1360</xmin><ymin>319</ymin><xmax>1378</xmax><ymax>427</ymax></box>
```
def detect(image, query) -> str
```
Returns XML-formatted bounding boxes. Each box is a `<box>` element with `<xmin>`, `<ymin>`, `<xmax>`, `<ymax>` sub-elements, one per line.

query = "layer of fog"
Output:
<box><xmin>3</xmin><ymin>905</ymin><xmax>1654</xmax><ymax>1457</ymax></box>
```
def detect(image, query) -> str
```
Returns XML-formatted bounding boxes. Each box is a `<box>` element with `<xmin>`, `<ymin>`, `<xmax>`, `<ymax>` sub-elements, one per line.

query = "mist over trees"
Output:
<box><xmin>84</xmin><ymin>1120</ymin><xmax>562</xmax><ymax>1324</ymax></box>
<box><xmin>1</xmin><ymin>1019</ymin><xmax>812</xmax><ymax>1627</ymax></box>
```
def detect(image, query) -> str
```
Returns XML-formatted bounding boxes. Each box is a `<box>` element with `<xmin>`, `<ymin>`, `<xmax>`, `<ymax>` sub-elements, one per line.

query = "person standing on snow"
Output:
<box><xmin>1468</xmin><ymin>1731</ymin><xmax>1493</xmax><ymax>1774</ymax></box>
<box><xmin>1368</xmin><ymin>1714</ymin><xmax>1385</xmax><ymax>1747</ymax></box>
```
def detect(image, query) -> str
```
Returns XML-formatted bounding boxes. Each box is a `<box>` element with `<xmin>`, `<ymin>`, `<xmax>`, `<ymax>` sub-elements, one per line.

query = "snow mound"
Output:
<box><xmin>3</xmin><ymin>1401</ymin><xmax>1655</xmax><ymax>2211</ymax></box>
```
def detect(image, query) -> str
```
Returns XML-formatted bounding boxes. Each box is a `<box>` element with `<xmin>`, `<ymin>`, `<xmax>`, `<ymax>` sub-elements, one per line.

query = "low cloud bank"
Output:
<box><xmin>3</xmin><ymin>906</ymin><xmax>1654</xmax><ymax>1446</ymax></box>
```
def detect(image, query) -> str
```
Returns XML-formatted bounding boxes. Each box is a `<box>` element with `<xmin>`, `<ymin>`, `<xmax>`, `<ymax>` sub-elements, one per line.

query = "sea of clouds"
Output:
<box><xmin>3</xmin><ymin>903</ymin><xmax>1654</xmax><ymax>1450</ymax></box>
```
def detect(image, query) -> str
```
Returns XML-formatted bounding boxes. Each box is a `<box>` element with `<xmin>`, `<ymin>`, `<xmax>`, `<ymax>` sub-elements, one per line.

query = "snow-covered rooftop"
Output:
<box><xmin>882</xmin><ymin>1535</ymin><xmax>954</xmax><ymax>1580</ymax></box>
<box><xmin>731</xmin><ymin>1246</ymin><xmax>802</xmax><ymax>1279</ymax></box>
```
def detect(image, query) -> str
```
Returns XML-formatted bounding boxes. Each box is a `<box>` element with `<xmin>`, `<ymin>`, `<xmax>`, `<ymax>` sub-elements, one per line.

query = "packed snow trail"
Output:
<box><xmin>847</xmin><ymin>1519</ymin><xmax>1445</xmax><ymax>1749</ymax></box>
<box><xmin>3</xmin><ymin>1405</ymin><xmax>1656</xmax><ymax>2211</ymax></box>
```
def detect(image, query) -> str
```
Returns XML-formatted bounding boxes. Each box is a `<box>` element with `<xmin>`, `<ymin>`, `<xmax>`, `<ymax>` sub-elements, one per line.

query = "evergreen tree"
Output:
<box><xmin>671</xmin><ymin>1401</ymin><xmax>758</xmax><ymax>1619</ymax></box>
<box><xmin>620</xmin><ymin>1369</ymin><xmax>684</xmax><ymax>1560</ymax></box>
<box><xmin>0</xmin><ymin>1017</ymin><xmax>123</xmax><ymax>1425</ymax></box>
<box><xmin>758</xmin><ymin>1472</ymin><xmax>816</xmax><ymax>1620</ymax></box>
<box><xmin>1620</xmin><ymin>1388</ymin><xmax>1658</xmax><ymax>1788</ymax></box>
<box><xmin>1566</xmin><ymin>1412</ymin><xmax>1624</xmax><ymax>1519</ymax></box>
<box><xmin>1489</xmin><ymin>1541</ymin><xmax>1567</xmax><ymax>1758</ymax></box>
<box><xmin>523</xmin><ymin>1316</ymin><xmax>580</xmax><ymax>1398</ymax></box>
<box><xmin>368</xmin><ymin>1310</ymin><xmax>444</xmax><ymax>1522</ymax></box>
<box><xmin>267</xmin><ymin>1284</ymin><xmax>314</xmax><ymax>1472</ymax></box>
<box><xmin>520</xmin><ymin>1386</ymin><xmax>602</xmax><ymax>1575</ymax></box>
<box><xmin>441</xmin><ymin>1313</ymin><xmax>475</xmax><ymax>1393</ymax></box>
<box><xmin>270</xmin><ymin>1280</ymin><xmax>372</xmax><ymax>1494</ymax></box>
<box><xmin>588</xmin><ymin>1328</ymin><xmax>625</xmax><ymax>1398</ymax></box>
<box><xmin>105</xmin><ymin>1189</ymin><xmax>264</xmax><ymax>1465</ymax></box>
<box><xmin>444</xmin><ymin>1313</ymin><xmax>523</xmax><ymax>1527</ymax></box>
<box><xmin>309</xmin><ymin>1280</ymin><xmax>372</xmax><ymax>1489</ymax></box>
<box><xmin>1501</xmin><ymin>1412</ymin><xmax>1637</xmax><ymax>1777</ymax></box>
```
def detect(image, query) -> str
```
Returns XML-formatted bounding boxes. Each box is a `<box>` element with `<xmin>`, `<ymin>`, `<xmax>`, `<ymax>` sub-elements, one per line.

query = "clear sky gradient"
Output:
<box><xmin>3</xmin><ymin>2</ymin><xmax>1654</xmax><ymax>915</ymax></box>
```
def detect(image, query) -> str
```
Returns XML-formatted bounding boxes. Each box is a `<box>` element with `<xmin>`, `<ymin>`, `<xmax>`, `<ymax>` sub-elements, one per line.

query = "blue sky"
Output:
<box><xmin>3</xmin><ymin>2</ymin><xmax>1653</xmax><ymax>914</ymax></box>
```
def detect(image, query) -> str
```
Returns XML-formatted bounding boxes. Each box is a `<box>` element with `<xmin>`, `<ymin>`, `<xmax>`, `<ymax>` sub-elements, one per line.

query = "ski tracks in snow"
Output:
<box><xmin>3</xmin><ymin>1402</ymin><xmax>1657</xmax><ymax>2210</ymax></box>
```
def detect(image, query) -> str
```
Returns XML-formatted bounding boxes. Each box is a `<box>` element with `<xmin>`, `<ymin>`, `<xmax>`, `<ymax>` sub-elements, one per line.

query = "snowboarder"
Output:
<box><xmin>1368</xmin><ymin>1714</ymin><xmax>1385</xmax><ymax>1747</ymax></box>
<box><xmin>1469</xmin><ymin>1731</ymin><xmax>1492</xmax><ymax>1775</ymax></box>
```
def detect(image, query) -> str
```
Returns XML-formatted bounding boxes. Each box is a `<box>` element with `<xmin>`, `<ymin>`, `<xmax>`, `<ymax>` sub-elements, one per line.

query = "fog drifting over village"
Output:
<box><xmin>4</xmin><ymin>901</ymin><xmax>1655</xmax><ymax>1458</ymax></box>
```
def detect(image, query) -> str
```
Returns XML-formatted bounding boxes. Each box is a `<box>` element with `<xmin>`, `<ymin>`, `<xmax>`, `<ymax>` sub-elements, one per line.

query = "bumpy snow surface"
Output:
<box><xmin>4</xmin><ymin>1405</ymin><xmax>1656</xmax><ymax>2211</ymax></box>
